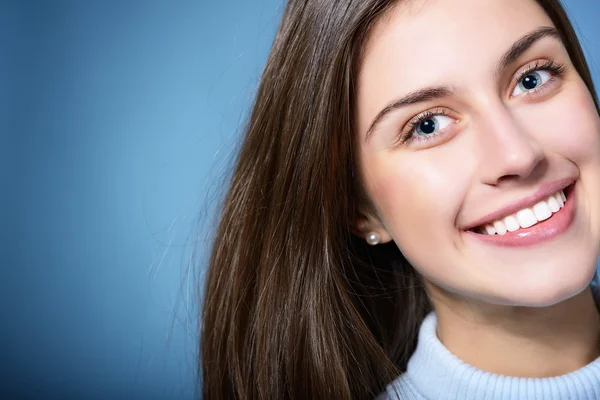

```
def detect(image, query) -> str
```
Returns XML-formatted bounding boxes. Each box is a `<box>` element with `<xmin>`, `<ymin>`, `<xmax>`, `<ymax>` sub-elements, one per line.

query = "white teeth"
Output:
<box><xmin>532</xmin><ymin>200</ymin><xmax>552</xmax><ymax>221</ymax></box>
<box><xmin>504</xmin><ymin>215</ymin><xmax>520</xmax><ymax>232</ymax></box>
<box><xmin>484</xmin><ymin>225</ymin><xmax>497</xmax><ymax>235</ymax></box>
<box><xmin>554</xmin><ymin>192</ymin><xmax>564</xmax><ymax>207</ymax></box>
<box><xmin>478</xmin><ymin>189</ymin><xmax>566</xmax><ymax>235</ymax></box>
<box><xmin>547</xmin><ymin>196</ymin><xmax>560</xmax><ymax>213</ymax></box>
<box><xmin>516</xmin><ymin>208</ymin><xmax>537</xmax><ymax>228</ymax></box>
<box><xmin>493</xmin><ymin>220</ymin><xmax>508</xmax><ymax>235</ymax></box>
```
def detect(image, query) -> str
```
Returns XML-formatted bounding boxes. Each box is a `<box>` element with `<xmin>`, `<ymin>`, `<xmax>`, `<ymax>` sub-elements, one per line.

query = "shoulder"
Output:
<box><xmin>374</xmin><ymin>391</ymin><xmax>390</xmax><ymax>400</ymax></box>
<box><xmin>374</xmin><ymin>373</ymin><xmax>424</xmax><ymax>400</ymax></box>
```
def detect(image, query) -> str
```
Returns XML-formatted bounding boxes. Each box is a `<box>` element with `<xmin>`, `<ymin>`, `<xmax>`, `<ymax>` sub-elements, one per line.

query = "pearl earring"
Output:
<box><xmin>366</xmin><ymin>232</ymin><xmax>381</xmax><ymax>246</ymax></box>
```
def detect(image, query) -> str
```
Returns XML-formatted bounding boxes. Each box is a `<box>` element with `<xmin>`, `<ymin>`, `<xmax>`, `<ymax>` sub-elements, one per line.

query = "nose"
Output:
<box><xmin>476</xmin><ymin>102</ymin><xmax>545</xmax><ymax>186</ymax></box>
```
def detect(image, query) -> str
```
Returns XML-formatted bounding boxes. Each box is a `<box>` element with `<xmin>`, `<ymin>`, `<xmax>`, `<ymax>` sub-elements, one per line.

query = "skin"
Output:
<box><xmin>355</xmin><ymin>0</ymin><xmax>600</xmax><ymax>377</ymax></box>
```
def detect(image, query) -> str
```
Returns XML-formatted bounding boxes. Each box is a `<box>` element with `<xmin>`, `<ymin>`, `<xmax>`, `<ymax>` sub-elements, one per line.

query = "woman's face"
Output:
<box><xmin>355</xmin><ymin>0</ymin><xmax>600</xmax><ymax>306</ymax></box>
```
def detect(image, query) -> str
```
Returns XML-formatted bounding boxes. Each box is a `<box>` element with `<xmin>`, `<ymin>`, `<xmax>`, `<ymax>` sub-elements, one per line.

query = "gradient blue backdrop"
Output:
<box><xmin>4</xmin><ymin>1</ymin><xmax>599</xmax><ymax>399</ymax></box>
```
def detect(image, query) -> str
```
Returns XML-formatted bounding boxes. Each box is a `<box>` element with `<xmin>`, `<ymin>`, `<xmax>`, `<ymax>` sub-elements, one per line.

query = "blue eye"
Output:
<box><xmin>520</xmin><ymin>72</ymin><xmax>541</xmax><ymax>90</ymax></box>
<box><xmin>512</xmin><ymin>70</ymin><xmax>552</xmax><ymax>96</ymax></box>
<box><xmin>399</xmin><ymin>108</ymin><xmax>457</xmax><ymax>147</ymax></box>
<box><xmin>413</xmin><ymin>115</ymin><xmax>453</xmax><ymax>137</ymax></box>
<box><xmin>417</xmin><ymin>118</ymin><xmax>436</xmax><ymax>135</ymax></box>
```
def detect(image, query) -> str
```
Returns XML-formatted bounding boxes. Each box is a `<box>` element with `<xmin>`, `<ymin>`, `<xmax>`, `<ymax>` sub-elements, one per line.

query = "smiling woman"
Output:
<box><xmin>200</xmin><ymin>0</ymin><xmax>600</xmax><ymax>399</ymax></box>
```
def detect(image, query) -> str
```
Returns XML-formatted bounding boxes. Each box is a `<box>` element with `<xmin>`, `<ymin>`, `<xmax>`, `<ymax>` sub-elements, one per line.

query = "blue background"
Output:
<box><xmin>3</xmin><ymin>1</ymin><xmax>599</xmax><ymax>399</ymax></box>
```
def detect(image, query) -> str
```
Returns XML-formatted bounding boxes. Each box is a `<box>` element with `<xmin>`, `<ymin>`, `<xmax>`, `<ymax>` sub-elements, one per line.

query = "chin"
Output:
<box><xmin>490</xmin><ymin>264</ymin><xmax>597</xmax><ymax>307</ymax></box>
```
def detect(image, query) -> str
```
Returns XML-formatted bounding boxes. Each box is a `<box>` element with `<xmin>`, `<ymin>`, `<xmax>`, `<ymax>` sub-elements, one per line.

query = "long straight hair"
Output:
<box><xmin>200</xmin><ymin>1</ymin><xmax>599</xmax><ymax>399</ymax></box>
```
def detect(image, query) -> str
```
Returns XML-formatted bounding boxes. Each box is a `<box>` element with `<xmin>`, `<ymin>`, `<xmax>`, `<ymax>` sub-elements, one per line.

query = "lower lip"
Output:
<box><xmin>465</xmin><ymin>183</ymin><xmax>577</xmax><ymax>247</ymax></box>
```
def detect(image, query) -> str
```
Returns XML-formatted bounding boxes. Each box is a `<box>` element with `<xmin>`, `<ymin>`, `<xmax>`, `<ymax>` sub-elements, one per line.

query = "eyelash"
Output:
<box><xmin>396</xmin><ymin>60</ymin><xmax>567</xmax><ymax>147</ymax></box>
<box><xmin>400</xmin><ymin>108</ymin><xmax>453</xmax><ymax>146</ymax></box>
<box><xmin>513</xmin><ymin>60</ymin><xmax>566</xmax><ymax>91</ymax></box>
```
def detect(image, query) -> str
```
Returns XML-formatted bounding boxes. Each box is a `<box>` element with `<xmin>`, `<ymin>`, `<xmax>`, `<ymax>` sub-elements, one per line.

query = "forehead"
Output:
<box><xmin>356</xmin><ymin>0</ymin><xmax>555</xmax><ymax>129</ymax></box>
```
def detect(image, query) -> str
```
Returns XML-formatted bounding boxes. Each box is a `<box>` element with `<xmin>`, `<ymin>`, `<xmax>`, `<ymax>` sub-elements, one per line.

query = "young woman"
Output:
<box><xmin>200</xmin><ymin>0</ymin><xmax>600</xmax><ymax>399</ymax></box>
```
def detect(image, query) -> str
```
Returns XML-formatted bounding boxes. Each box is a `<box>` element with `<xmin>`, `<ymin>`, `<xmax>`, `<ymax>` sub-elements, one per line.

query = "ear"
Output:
<box><xmin>351</xmin><ymin>211</ymin><xmax>393</xmax><ymax>244</ymax></box>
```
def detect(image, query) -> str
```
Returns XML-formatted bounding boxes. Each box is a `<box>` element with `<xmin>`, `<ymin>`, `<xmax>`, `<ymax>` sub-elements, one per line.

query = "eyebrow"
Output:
<box><xmin>497</xmin><ymin>26</ymin><xmax>561</xmax><ymax>71</ymax></box>
<box><xmin>364</xmin><ymin>26</ymin><xmax>562</xmax><ymax>141</ymax></box>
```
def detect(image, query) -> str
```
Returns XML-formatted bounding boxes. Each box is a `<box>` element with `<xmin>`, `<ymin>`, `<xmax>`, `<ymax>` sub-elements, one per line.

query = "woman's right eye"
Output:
<box><xmin>411</xmin><ymin>115</ymin><xmax>454</xmax><ymax>138</ymax></box>
<box><xmin>397</xmin><ymin>109</ymin><xmax>457</xmax><ymax>147</ymax></box>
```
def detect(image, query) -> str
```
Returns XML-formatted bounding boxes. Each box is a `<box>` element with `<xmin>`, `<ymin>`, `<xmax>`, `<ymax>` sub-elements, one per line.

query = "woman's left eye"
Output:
<box><xmin>512</xmin><ymin>70</ymin><xmax>552</xmax><ymax>96</ymax></box>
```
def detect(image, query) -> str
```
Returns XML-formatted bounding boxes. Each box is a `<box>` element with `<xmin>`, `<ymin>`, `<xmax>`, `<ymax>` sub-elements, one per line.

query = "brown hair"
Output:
<box><xmin>200</xmin><ymin>1</ymin><xmax>599</xmax><ymax>399</ymax></box>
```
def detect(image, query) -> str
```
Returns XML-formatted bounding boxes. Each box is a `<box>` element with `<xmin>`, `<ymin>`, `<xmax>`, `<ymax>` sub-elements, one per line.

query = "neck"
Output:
<box><xmin>430</xmin><ymin>285</ymin><xmax>600</xmax><ymax>377</ymax></box>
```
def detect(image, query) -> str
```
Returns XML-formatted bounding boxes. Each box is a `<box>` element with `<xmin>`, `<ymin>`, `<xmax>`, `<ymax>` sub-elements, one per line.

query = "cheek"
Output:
<box><xmin>532</xmin><ymin>81</ymin><xmax>600</xmax><ymax>161</ymax></box>
<box><xmin>365</xmin><ymin>151</ymin><xmax>468</xmax><ymax>254</ymax></box>
<box><xmin>545</xmin><ymin>80</ymin><xmax>600</xmax><ymax>234</ymax></box>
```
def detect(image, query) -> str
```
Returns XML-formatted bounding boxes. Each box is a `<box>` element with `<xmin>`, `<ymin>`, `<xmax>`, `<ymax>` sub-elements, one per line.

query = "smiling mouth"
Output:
<box><xmin>470</xmin><ymin>184</ymin><xmax>574</xmax><ymax>235</ymax></box>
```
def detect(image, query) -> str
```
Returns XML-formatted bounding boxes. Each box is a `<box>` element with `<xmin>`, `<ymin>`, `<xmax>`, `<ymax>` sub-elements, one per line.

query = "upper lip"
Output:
<box><xmin>463</xmin><ymin>178</ymin><xmax>576</xmax><ymax>231</ymax></box>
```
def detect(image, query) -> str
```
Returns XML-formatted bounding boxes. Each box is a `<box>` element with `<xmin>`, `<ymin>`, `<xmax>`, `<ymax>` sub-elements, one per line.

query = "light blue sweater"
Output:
<box><xmin>378</xmin><ymin>285</ymin><xmax>600</xmax><ymax>400</ymax></box>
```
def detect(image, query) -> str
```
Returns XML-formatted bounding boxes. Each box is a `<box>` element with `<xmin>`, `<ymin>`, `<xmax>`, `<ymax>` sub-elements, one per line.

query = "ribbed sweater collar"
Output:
<box><xmin>404</xmin><ymin>285</ymin><xmax>600</xmax><ymax>400</ymax></box>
